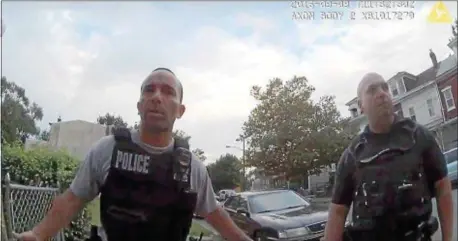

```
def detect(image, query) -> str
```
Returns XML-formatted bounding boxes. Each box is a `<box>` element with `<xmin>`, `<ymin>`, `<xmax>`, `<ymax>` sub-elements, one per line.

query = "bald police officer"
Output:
<box><xmin>16</xmin><ymin>68</ymin><xmax>253</xmax><ymax>241</ymax></box>
<box><xmin>323</xmin><ymin>73</ymin><xmax>454</xmax><ymax>241</ymax></box>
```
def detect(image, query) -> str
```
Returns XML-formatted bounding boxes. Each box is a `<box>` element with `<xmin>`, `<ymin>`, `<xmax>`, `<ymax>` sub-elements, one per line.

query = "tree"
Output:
<box><xmin>242</xmin><ymin>76</ymin><xmax>354</xmax><ymax>181</ymax></box>
<box><xmin>2</xmin><ymin>143</ymin><xmax>90</xmax><ymax>241</ymax></box>
<box><xmin>173</xmin><ymin>129</ymin><xmax>191</xmax><ymax>143</ymax></box>
<box><xmin>1</xmin><ymin>77</ymin><xmax>44</xmax><ymax>144</ymax></box>
<box><xmin>96</xmin><ymin>113</ymin><xmax>128</xmax><ymax>128</ymax></box>
<box><xmin>192</xmin><ymin>148</ymin><xmax>206</xmax><ymax>162</ymax></box>
<box><xmin>207</xmin><ymin>154</ymin><xmax>242</xmax><ymax>191</ymax></box>
<box><xmin>39</xmin><ymin>130</ymin><xmax>50</xmax><ymax>141</ymax></box>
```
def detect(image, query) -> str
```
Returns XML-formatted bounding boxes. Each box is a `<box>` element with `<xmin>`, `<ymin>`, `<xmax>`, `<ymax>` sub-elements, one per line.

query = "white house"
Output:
<box><xmin>394</xmin><ymin>80</ymin><xmax>443</xmax><ymax>130</ymax></box>
<box><xmin>26</xmin><ymin>120</ymin><xmax>114</xmax><ymax>160</ymax></box>
<box><xmin>345</xmin><ymin>97</ymin><xmax>368</xmax><ymax>133</ymax></box>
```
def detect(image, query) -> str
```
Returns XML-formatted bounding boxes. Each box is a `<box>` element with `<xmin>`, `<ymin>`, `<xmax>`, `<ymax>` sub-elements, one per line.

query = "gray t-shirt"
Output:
<box><xmin>70</xmin><ymin>130</ymin><xmax>218</xmax><ymax>239</ymax></box>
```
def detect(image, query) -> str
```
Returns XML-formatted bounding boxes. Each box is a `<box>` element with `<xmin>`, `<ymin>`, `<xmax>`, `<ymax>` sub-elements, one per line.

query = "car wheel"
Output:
<box><xmin>253</xmin><ymin>231</ymin><xmax>267</xmax><ymax>241</ymax></box>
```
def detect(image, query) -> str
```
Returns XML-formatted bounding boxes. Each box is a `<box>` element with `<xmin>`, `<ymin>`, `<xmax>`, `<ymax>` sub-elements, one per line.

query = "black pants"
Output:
<box><xmin>343</xmin><ymin>230</ymin><xmax>432</xmax><ymax>241</ymax></box>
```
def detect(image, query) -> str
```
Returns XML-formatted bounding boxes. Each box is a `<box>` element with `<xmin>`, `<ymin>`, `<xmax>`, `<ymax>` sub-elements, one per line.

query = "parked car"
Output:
<box><xmin>223</xmin><ymin>189</ymin><xmax>328</xmax><ymax>241</ymax></box>
<box><xmin>443</xmin><ymin>148</ymin><xmax>457</xmax><ymax>187</ymax></box>
<box><xmin>217</xmin><ymin>189</ymin><xmax>236</xmax><ymax>201</ymax></box>
<box><xmin>447</xmin><ymin>160</ymin><xmax>457</xmax><ymax>187</ymax></box>
<box><xmin>444</xmin><ymin>148</ymin><xmax>457</xmax><ymax>164</ymax></box>
<box><xmin>194</xmin><ymin>199</ymin><xmax>225</xmax><ymax>220</ymax></box>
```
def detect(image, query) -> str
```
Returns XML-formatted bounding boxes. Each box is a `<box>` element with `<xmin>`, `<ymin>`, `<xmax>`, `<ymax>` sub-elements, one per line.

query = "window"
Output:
<box><xmin>408</xmin><ymin>107</ymin><xmax>416</xmax><ymax>121</ymax></box>
<box><xmin>224</xmin><ymin>196</ymin><xmax>240</xmax><ymax>210</ymax></box>
<box><xmin>397</xmin><ymin>79</ymin><xmax>406</xmax><ymax>94</ymax></box>
<box><xmin>239</xmin><ymin>198</ymin><xmax>248</xmax><ymax>210</ymax></box>
<box><xmin>442</xmin><ymin>86</ymin><xmax>456</xmax><ymax>111</ymax></box>
<box><xmin>350</xmin><ymin>108</ymin><xmax>358</xmax><ymax>118</ymax></box>
<box><xmin>426</xmin><ymin>98</ymin><xmax>435</xmax><ymax>117</ymax></box>
<box><xmin>390</xmin><ymin>82</ymin><xmax>399</xmax><ymax>96</ymax></box>
<box><xmin>248</xmin><ymin>190</ymin><xmax>310</xmax><ymax>214</ymax></box>
<box><xmin>389</xmin><ymin>79</ymin><xmax>406</xmax><ymax>97</ymax></box>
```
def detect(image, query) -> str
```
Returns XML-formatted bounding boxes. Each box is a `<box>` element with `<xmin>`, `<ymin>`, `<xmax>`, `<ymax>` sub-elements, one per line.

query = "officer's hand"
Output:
<box><xmin>13</xmin><ymin>231</ymin><xmax>40</xmax><ymax>241</ymax></box>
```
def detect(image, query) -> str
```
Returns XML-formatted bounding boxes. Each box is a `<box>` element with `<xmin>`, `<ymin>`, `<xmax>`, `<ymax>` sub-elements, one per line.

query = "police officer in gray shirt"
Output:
<box><xmin>16</xmin><ymin>68</ymin><xmax>253</xmax><ymax>241</ymax></box>
<box><xmin>323</xmin><ymin>73</ymin><xmax>454</xmax><ymax>241</ymax></box>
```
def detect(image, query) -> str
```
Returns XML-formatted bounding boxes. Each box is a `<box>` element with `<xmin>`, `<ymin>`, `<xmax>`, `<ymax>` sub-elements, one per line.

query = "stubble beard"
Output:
<box><xmin>141</xmin><ymin>115</ymin><xmax>175</xmax><ymax>135</ymax></box>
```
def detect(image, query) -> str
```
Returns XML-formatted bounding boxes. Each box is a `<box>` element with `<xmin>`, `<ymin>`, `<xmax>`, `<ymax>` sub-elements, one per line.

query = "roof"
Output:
<box><xmin>415</xmin><ymin>65</ymin><xmax>437</xmax><ymax>87</ymax></box>
<box><xmin>345</xmin><ymin>97</ymin><xmax>358</xmax><ymax>106</ymax></box>
<box><xmin>436</xmin><ymin>54</ymin><xmax>457</xmax><ymax>77</ymax></box>
<box><xmin>345</xmin><ymin>52</ymin><xmax>452</xmax><ymax>107</ymax></box>
<box><xmin>239</xmin><ymin>189</ymin><xmax>289</xmax><ymax>197</ymax></box>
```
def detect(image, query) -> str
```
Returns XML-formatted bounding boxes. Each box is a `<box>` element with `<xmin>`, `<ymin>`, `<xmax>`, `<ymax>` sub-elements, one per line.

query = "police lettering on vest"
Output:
<box><xmin>99</xmin><ymin>128</ymin><xmax>197</xmax><ymax>241</ymax></box>
<box><xmin>114</xmin><ymin>150</ymin><xmax>150</xmax><ymax>174</ymax></box>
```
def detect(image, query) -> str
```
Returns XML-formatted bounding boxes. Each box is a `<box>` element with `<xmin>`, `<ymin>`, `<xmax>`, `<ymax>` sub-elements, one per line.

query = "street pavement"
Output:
<box><xmin>431</xmin><ymin>189</ymin><xmax>457</xmax><ymax>241</ymax></box>
<box><xmin>197</xmin><ymin>190</ymin><xmax>457</xmax><ymax>241</ymax></box>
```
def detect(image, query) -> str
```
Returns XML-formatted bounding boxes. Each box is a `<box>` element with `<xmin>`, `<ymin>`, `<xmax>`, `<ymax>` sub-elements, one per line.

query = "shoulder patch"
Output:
<box><xmin>348</xmin><ymin>134</ymin><xmax>366</xmax><ymax>158</ymax></box>
<box><xmin>174</xmin><ymin>137</ymin><xmax>190</xmax><ymax>150</ymax></box>
<box><xmin>113</xmin><ymin>127</ymin><xmax>132</xmax><ymax>142</ymax></box>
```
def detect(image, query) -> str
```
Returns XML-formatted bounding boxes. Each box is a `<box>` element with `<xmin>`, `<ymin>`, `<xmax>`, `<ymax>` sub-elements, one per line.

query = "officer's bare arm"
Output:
<box><xmin>32</xmin><ymin>190</ymin><xmax>86</xmax><ymax>240</ymax></box>
<box><xmin>421</xmin><ymin>126</ymin><xmax>453</xmax><ymax>241</ymax></box>
<box><xmin>324</xmin><ymin>204</ymin><xmax>349</xmax><ymax>241</ymax></box>
<box><xmin>435</xmin><ymin>179</ymin><xmax>453</xmax><ymax>241</ymax></box>
<box><xmin>31</xmin><ymin>138</ymin><xmax>104</xmax><ymax>240</ymax></box>
<box><xmin>323</xmin><ymin>149</ymin><xmax>355</xmax><ymax>241</ymax></box>
<box><xmin>420</xmin><ymin>126</ymin><xmax>453</xmax><ymax>241</ymax></box>
<box><xmin>205</xmin><ymin>207</ymin><xmax>253</xmax><ymax>241</ymax></box>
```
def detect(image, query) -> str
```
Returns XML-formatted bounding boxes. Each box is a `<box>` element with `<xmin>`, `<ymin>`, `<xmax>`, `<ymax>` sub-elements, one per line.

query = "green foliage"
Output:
<box><xmin>1</xmin><ymin>77</ymin><xmax>43</xmax><ymax>144</ymax></box>
<box><xmin>173</xmin><ymin>129</ymin><xmax>192</xmax><ymax>143</ymax></box>
<box><xmin>39</xmin><ymin>130</ymin><xmax>50</xmax><ymax>141</ymax></box>
<box><xmin>207</xmin><ymin>154</ymin><xmax>243</xmax><ymax>191</ymax></box>
<box><xmin>1</xmin><ymin>143</ymin><xmax>90</xmax><ymax>241</ymax></box>
<box><xmin>192</xmin><ymin>148</ymin><xmax>206</xmax><ymax>162</ymax></box>
<box><xmin>96</xmin><ymin>113</ymin><xmax>128</xmax><ymax>128</ymax></box>
<box><xmin>243</xmin><ymin>76</ymin><xmax>355</xmax><ymax>180</ymax></box>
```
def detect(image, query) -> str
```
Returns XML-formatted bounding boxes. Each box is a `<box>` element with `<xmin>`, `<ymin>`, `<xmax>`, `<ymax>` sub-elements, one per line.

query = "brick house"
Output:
<box><xmin>435</xmin><ymin>36</ymin><xmax>457</xmax><ymax>151</ymax></box>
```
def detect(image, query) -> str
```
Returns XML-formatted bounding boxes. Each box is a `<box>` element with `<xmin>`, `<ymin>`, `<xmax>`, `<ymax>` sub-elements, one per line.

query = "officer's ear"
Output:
<box><xmin>137</xmin><ymin>101</ymin><xmax>142</xmax><ymax>115</ymax></box>
<box><xmin>176</xmin><ymin>104</ymin><xmax>186</xmax><ymax>119</ymax></box>
<box><xmin>358</xmin><ymin>99</ymin><xmax>364</xmax><ymax>114</ymax></box>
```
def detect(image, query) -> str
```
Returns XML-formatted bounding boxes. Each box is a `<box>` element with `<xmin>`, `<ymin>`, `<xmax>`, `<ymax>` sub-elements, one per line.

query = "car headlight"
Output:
<box><xmin>278</xmin><ymin>227</ymin><xmax>309</xmax><ymax>238</ymax></box>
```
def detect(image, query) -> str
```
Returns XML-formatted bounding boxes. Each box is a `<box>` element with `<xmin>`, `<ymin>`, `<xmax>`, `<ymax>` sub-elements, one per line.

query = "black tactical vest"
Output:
<box><xmin>100</xmin><ymin>128</ymin><xmax>197</xmax><ymax>241</ymax></box>
<box><xmin>348</xmin><ymin>118</ymin><xmax>433</xmax><ymax>240</ymax></box>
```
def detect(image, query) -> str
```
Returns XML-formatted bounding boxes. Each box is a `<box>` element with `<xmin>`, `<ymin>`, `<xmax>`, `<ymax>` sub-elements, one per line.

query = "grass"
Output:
<box><xmin>87</xmin><ymin>197</ymin><xmax>101</xmax><ymax>226</ymax></box>
<box><xmin>188</xmin><ymin>221</ymin><xmax>213</xmax><ymax>237</ymax></box>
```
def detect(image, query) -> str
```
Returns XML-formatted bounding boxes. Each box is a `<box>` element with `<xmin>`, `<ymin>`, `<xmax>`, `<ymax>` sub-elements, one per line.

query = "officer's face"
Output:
<box><xmin>137</xmin><ymin>71</ymin><xmax>185</xmax><ymax>133</ymax></box>
<box><xmin>359</xmin><ymin>79</ymin><xmax>393</xmax><ymax>119</ymax></box>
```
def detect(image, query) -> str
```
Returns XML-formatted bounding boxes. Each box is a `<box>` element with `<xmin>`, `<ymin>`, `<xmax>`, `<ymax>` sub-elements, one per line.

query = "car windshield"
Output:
<box><xmin>444</xmin><ymin>149</ymin><xmax>457</xmax><ymax>164</ymax></box>
<box><xmin>248</xmin><ymin>191</ymin><xmax>310</xmax><ymax>214</ymax></box>
<box><xmin>447</xmin><ymin>161</ymin><xmax>457</xmax><ymax>172</ymax></box>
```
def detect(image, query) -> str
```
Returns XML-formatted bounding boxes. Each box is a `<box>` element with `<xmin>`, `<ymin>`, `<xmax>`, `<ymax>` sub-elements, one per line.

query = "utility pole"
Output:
<box><xmin>236</xmin><ymin>136</ymin><xmax>246</xmax><ymax>192</ymax></box>
<box><xmin>226</xmin><ymin>135</ymin><xmax>247</xmax><ymax>192</ymax></box>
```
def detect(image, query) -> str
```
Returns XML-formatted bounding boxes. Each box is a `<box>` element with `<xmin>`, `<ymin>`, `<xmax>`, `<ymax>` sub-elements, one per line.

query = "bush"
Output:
<box><xmin>1</xmin><ymin>143</ymin><xmax>90</xmax><ymax>241</ymax></box>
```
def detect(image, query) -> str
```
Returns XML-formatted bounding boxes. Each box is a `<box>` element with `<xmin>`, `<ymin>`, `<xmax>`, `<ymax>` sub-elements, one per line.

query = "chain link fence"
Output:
<box><xmin>2</xmin><ymin>173</ymin><xmax>65</xmax><ymax>241</ymax></box>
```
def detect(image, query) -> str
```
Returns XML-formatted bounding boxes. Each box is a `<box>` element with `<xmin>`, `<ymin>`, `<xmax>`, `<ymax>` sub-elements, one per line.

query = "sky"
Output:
<box><xmin>1</xmin><ymin>1</ymin><xmax>457</xmax><ymax>163</ymax></box>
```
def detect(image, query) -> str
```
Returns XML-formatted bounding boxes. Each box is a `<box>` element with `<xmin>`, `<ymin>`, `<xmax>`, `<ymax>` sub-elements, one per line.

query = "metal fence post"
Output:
<box><xmin>3</xmin><ymin>173</ymin><xmax>14</xmax><ymax>240</ymax></box>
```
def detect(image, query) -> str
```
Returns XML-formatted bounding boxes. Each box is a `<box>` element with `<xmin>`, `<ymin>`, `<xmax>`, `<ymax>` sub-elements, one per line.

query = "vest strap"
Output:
<box><xmin>113</xmin><ymin>127</ymin><xmax>132</xmax><ymax>142</ymax></box>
